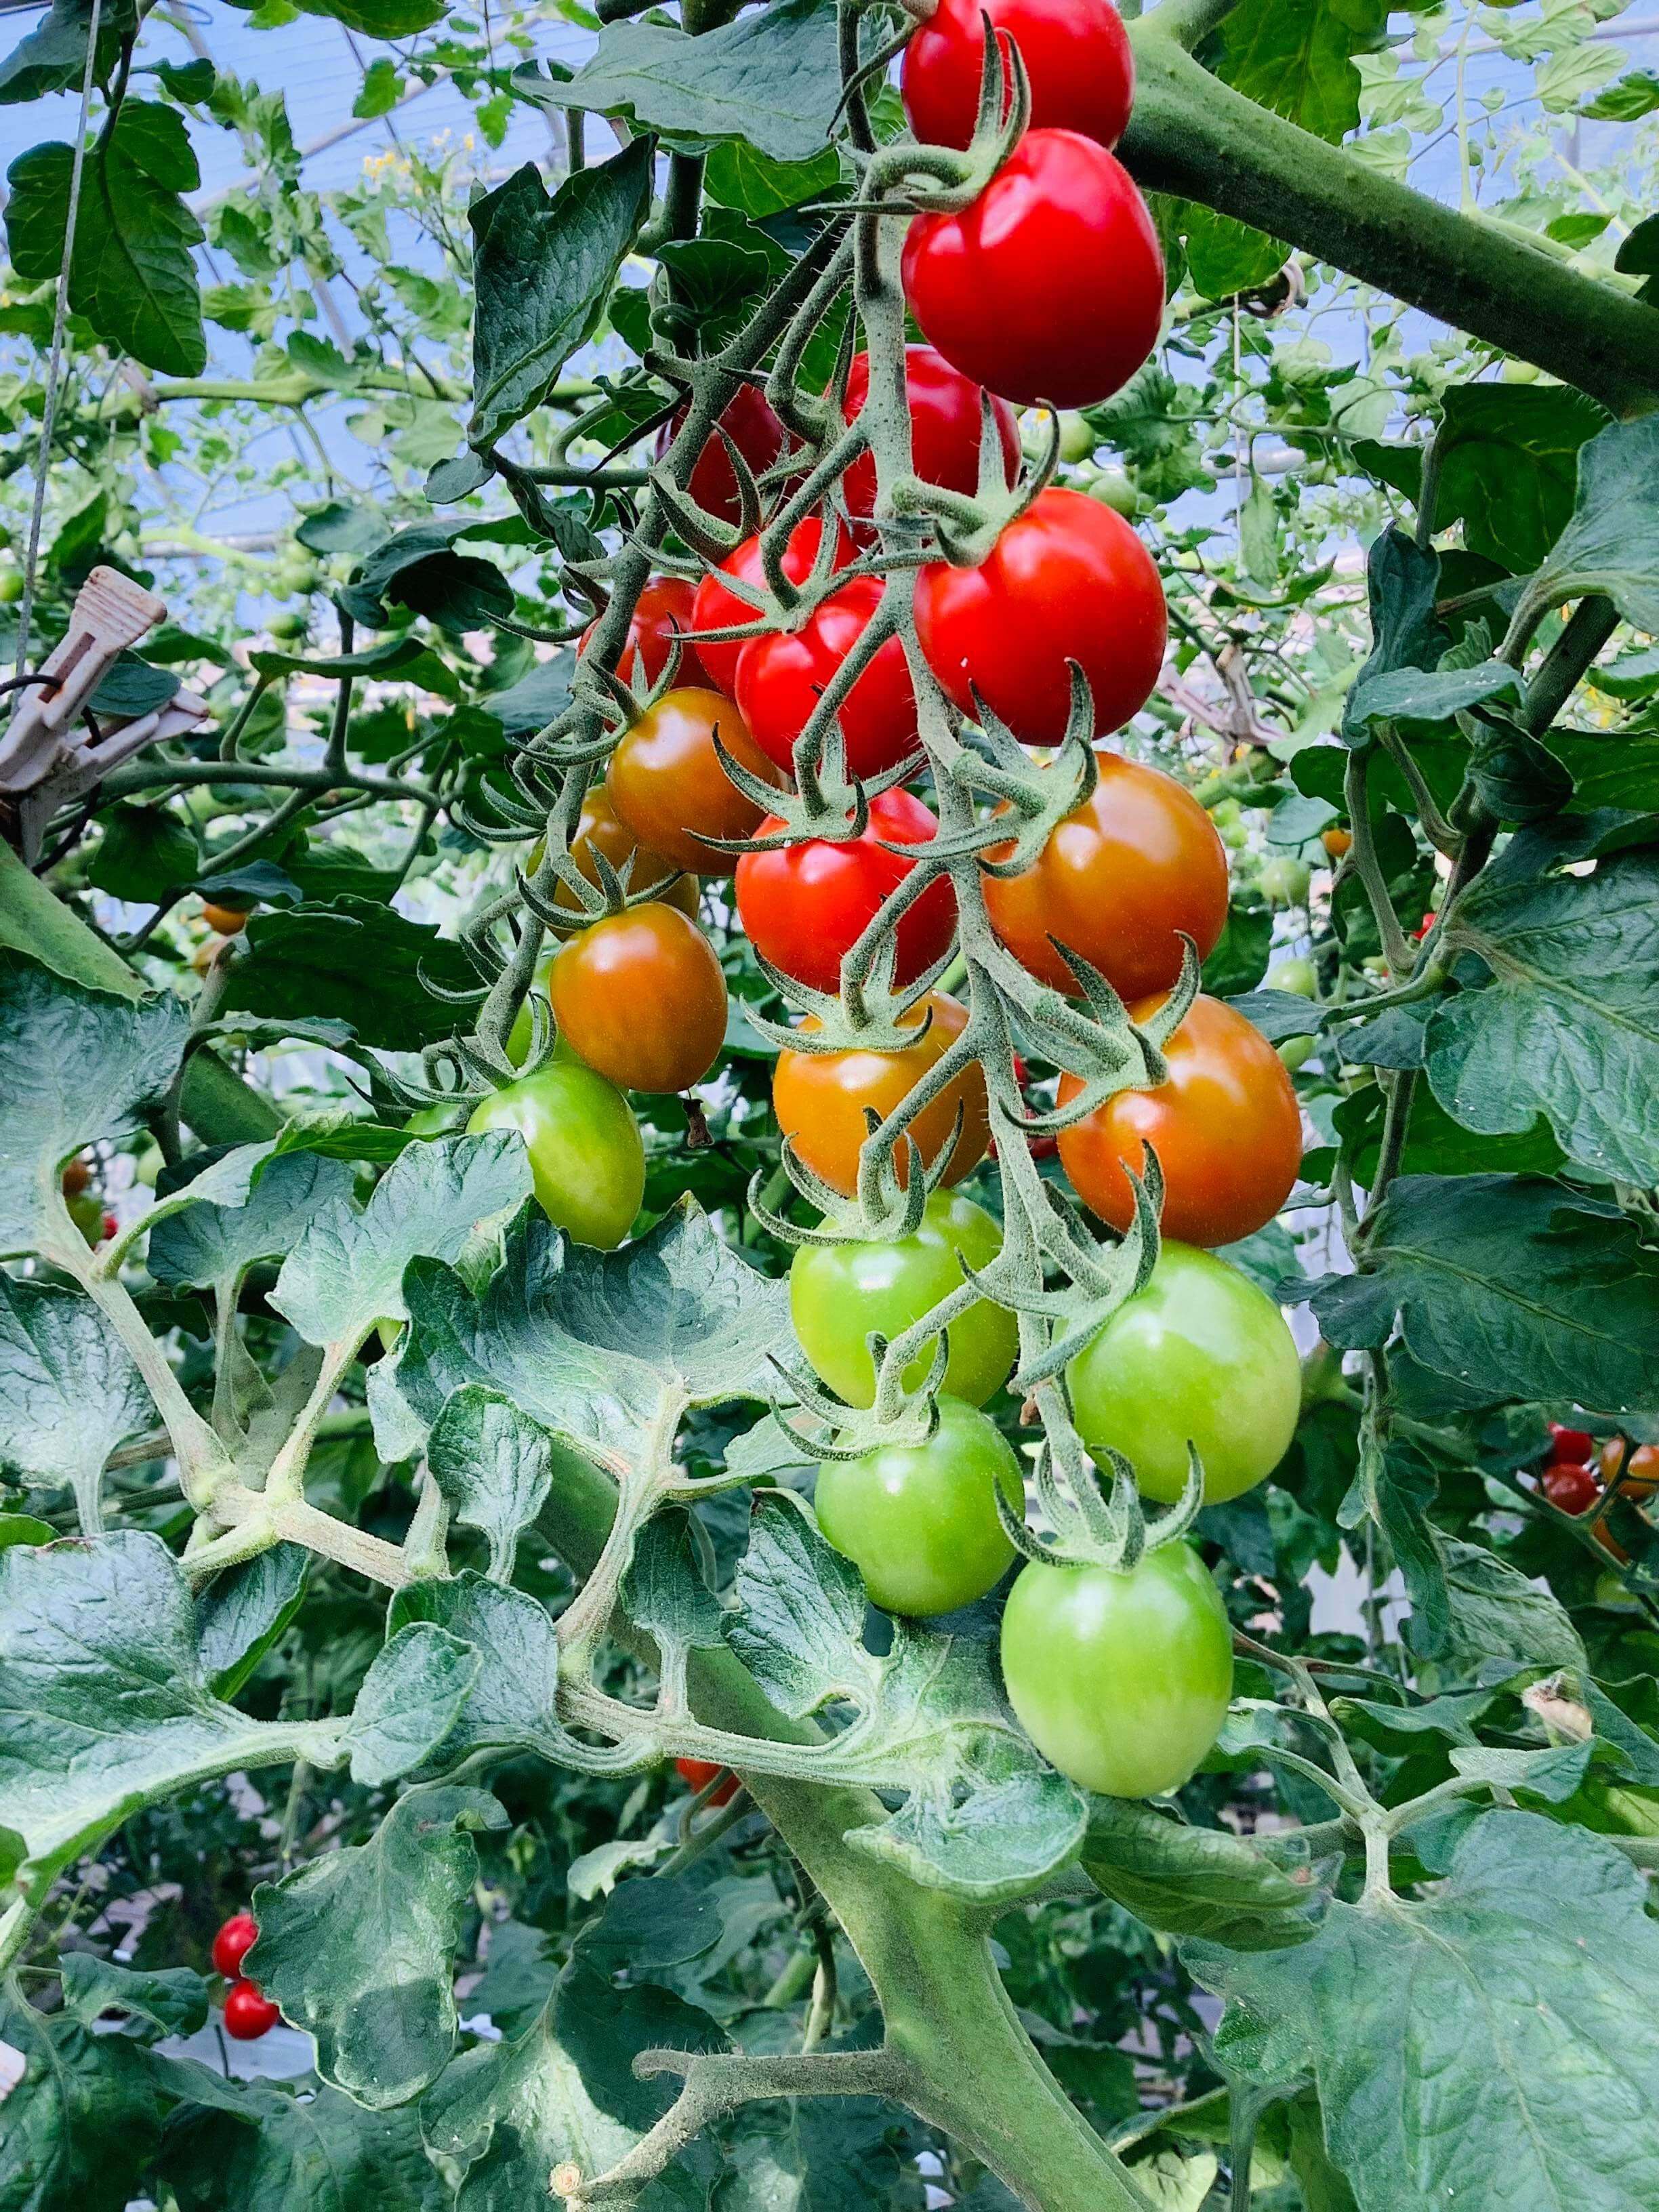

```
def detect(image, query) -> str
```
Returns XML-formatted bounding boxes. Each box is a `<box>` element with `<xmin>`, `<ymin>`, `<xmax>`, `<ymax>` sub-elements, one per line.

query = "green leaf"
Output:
<box><xmin>339</xmin><ymin>1620</ymin><xmax>480</xmax><ymax>1786</ymax></box>
<box><xmin>1586</xmin><ymin>68</ymin><xmax>1659</xmax><ymax>120</ymax></box>
<box><xmin>220</xmin><ymin>896</ymin><xmax>491</xmax><ymax>1050</ymax></box>
<box><xmin>59</xmin><ymin>1954</ymin><xmax>208</xmax><ymax>2040</ymax></box>
<box><xmin>0</xmin><ymin>1992</ymin><xmax>158</xmax><ymax>2212</ymax></box>
<box><xmin>426</xmin><ymin>1386</ymin><xmax>558</xmax><ymax>1580</ymax></box>
<box><xmin>1082</xmin><ymin>1801</ymin><xmax>1326</xmax><ymax>1949</ymax></box>
<box><xmin>1346</xmin><ymin>660</ymin><xmax>1521</xmax><ymax>729</ymax></box>
<box><xmin>0</xmin><ymin>1276</ymin><xmax>152</xmax><ymax>1532</ymax></box>
<box><xmin>1551</xmin><ymin>727</ymin><xmax>1659</xmax><ymax>816</ymax></box>
<box><xmin>387</xmin><ymin>1571</ymin><xmax>577</xmax><ymax>1767</ymax></box>
<box><xmin>272</xmin><ymin>1131</ymin><xmax>531</xmax><ymax>1349</ymax></box>
<box><xmin>337</xmin><ymin>520</ymin><xmax>514</xmax><ymax>631</ymax></box>
<box><xmin>1431</xmin><ymin>383</ymin><xmax>1610</xmax><ymax>573</ymax></box>
<box><xmin>1340</xmin><ymin>527</ymin><xmax>1446</xmax><ymax>739</ymax></box>
<box><xmin>0</xmin><ymin>954</ymin><xmax>186</xmax><ymax>1258</ymax></box>
<box><xmin>1418</xmin><ymin>1537</ymin><xmax>1586</xmax><ymax>1671</ymax></box>
<box><xmin>729</xmin><ymin>1494</ymin><xmax>1088</xmax><ymax>1902</ymax></box>
<box><xmin>5</xmin><ymin>100</ymin><xmax>205</xmax><ymax>373</ymax></box>
<box><xmin>86</xmin><ymin>802</ymin><xmax>200</xmax><ymax>905</ymax></box>
<box><xmin>1424</xmin><ymin>851</ymin><xmax>1659</xmax><ymax>1185</ymax></box>
<box><xmin>158</xmin><ymin>2062</ymin><xmax>440</xmax><ymax>2212</ymax></box>
<box><xmin>468</xmin><ymin>139</ymin><xmax>653</xmax><ymax>453</ymax></box>
<box><xmin>391</xmin><ymin>1197</ymin><xmax>792</xmax><ymax>1474</ymax></box>
<box><xmin>1201</xmin><ymin>902</ymin><xmax>1271</xmax><ymax>996</ymax></box>
<box><xmin>148</xmin><ymin>1147</ymin><xmax>356</xmax><ymax>1298</ymax></box>
<box><xmin>280</xmin><ymin>0</ymin><xmax>445</xmax><ymax>33</ymax></box>
<box><xmin>194</xmin><ymin>1542</ymin><xmax>310</xmax><ymax>1697</ymax></box>
<box><xmin>704</xmin><ymin>138</ymin><xmax>840</xmax><ymax>219</ymax></box>
<box><xmin>1303</xmin><ymin>1175</ymin><xmax>1659</xmax><ymax>1414</ymax></box>
<box><xmin>1204</xmin><ymin>0</ymin><xmax>1387</xmax><ymax>142</ymax></box>
<box><xmin>542</xmin><ymin>0</ymin><xmax>842</xmax><ymax>163</ymax></box>
<box><xmin>249</xmin><ymin>1785</ymin><xmax>508</xmax><ymax>2108</ymax></box>
<box><xmin>89</xmin><ymin>653</ymin><xmax>179</xmax><ymax>718</ymax></box>
<box><xmin>1519</xmin><ymin>413</ymin><xmax>1659</xmax><ymax>637</ymax></box>
<box><xmin>1187</xmin><ymin>1811</ymin><xmax>1659</xmax><ymax>2212</ymax></box>
<box><xmin>0</xmin><ymin>0</ymin><xmax>136</xmax><ymax>104</ymax></box>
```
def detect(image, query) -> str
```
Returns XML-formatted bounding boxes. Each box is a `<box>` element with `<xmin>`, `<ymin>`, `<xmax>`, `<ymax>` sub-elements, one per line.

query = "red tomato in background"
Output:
<box><xmin>1057</xmin><ymin>993</ymin><xmax>1303</xmax><ymax>1247</ymax></box>
<box><xmin>840</xmin><ymin>346</ymin><xmax>1019</xmax><ymax>523</ymax></box>
<box><xmin>902</xmin><ymin>0</ymin><xmax>1135</xmax><ymax>152</ymax></box>
<box><xmin>735</xmin><ymin>575</ymin><xmax>919</xmax><ymax>782</ymax></box>
<box><xmin>691</xmin><ymin>516</ymin><xmax>854</xmax><ymax>696</ymax></box>
<box><xmin>982</xmin><ymin>750</ymin><xmax>1228</xmax><ymax>998</ymax></box>
<box><xmin>901</xmin><ymin>130</ymin><xmax>1164</xmax><ymax>411</ymax></box>
<box><xmin>676</xmin><ymin>1757</ymin><xmax>740</xmax><ymax>1807</ymax></box>
<box><xmin>665</xmin><ymin>383</ymin><xmax>795</xmax><ymax>527</ymax></box>
<box><xmin>735</xmin><ymin>787</ymin><xmax>955</xmax><ymax>996</ymax></box>
<box><xmin>1547</xmin><ymin>1422</ymin><xmax>1595</xmax><ymax>1466</ymax></box>
<box><xmin>1542</xmin><ymin>1460</ymin><xmax>1600</xmax><ymax>1517</ymax></box>
<box><xmin>915</xmin><ymin>488</ymin><xmax>1166</xmax><ymax>745</ymax></box>
<box><xmin>579</xmin><ymin>575</ymin><xmax>712</xmax><ymax>693</ymax></box>
<box><xmin>223</xmin><ymin>1980</ymin><xmax>281</xmax><ymax>2040</ymax></box>
<box><xmin>211</xmin><ymin>1912</ymin><xmax>258</xmax><ymax>1980</ymax></box>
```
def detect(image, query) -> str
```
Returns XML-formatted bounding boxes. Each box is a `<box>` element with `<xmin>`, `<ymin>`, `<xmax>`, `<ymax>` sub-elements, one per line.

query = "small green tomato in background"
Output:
<box><xmin>1057</xmin><ymin>411</ymin><xmax>1100</xmax><ymax>464</ymax></box>
<box><xmin>1084</xmin><ymin>465</ymin><xmax>1137</xmax><ymax>516</ymax></box>
<box><xmin>815</xmin><ymin>1398</ymin><xmax>1023</xmax><ymax>1618</ymax></box>
<box><xmin>1000</xmin><ymin>1543</ymin><xmax>1233</xmax><ymax>1797</ymax></box>
<box><xmin>1266</xmin><ymin>956</ymin><xmax>1317</xmax><ymax>998</ymax></box>
<box><xmin>1277</xmin><ymin>1035</ymin><xmax>1315</xmax><ymax>1071</ymax></box>
<box><xmin>1257</xmin><ymin>857</ymin><xmax>1311</xmax><ymax>907</ymax></box>
<box><xmin>0</xmin><ymin>559</ymin><xmax>24</xmax><ymax>606</ymax></box>
<box><xmin>468</xmin><ymin>1063</ymin><xmax>644</xmax><ymax>1248</ymax></box>
<box><xmin>1067</xmin><ymin>1242</ymin><xmax>1302</xmax><ymax>1504</ymax></box>
<box><xmin>790</xmin><ymin>1190</ymin><xmax>1018</xmax><ymax>1409</ymax></box>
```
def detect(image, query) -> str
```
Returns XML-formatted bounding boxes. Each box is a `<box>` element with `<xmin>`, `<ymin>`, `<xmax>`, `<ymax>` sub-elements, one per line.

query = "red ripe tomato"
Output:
<box><xmin>666</xmin><ymin>383</ymin><xmax>794</xmax><ymax>527</ymax></box>
<box><xmin>1548</xmin><ymin>1421</ymin><xmax>1595</xmax><ymax>1467</ymax></box>
<box><xmin>914</xmin><ymin>488</ymin><xmax>1166</xmax><ymax>746</ymax></box>
<box><xmin>676</xmin><ymin>1757</ymin><xmax>740</xmax><ymax>1807</ymax></box>
<box><xmin>902</xmin><ymin>0</ymin><xmax>1135</xmax><ymax>152</ymax></box>
<box><xmin>1542</xmin><ymin>1460</ymin><xmax>1600</xmax><ymax>1517</ymax></box>
<box><xmin>549</xmin><ymin>903</ymin><xmax>729</xmax><ymax>1094</ymax></box>
<box><xmin>605</xmin><ymin>688</ymin><xmax>782</xmax><ymax>876</ymax></box>
<box><xmin>901</xmin><ymin>129</ymin><xmax>1164</xmax><ymax>411</ymax></box>
<box><xmin>981</xmin><ymin>750</ymin><xmax>1228</xmax><ymax>998</ymax></box>
<box><xmin>691</xmin><ymin>516</ymin><xmax>853</xmax><ymax>696</ymax></box>
<box><xmin>840</xmin><ymin>346</ymin><xmax>1019</xmax><ymax>523</ymax></box>
<box><xmin>211</xmin><ymin>1911</ymin><xmax>258</xmax><ymax>1980</ymax></box>
<box><xmin>223</xmin><ymin>1979</ymin><xmax>281</xmax><ymax>2040</ymax></box>
<box><xmin>1057</xmin><ymin>992</ymin><xmax>1303</xmax><ymax>1246</ymax></box>
<box><xmin>735</xmin><ymin>787</ymin><xmax>956</xmax><ymax>997</ymax></box>
<box><xmin>773</xmin><ymin>991</ymin><xmax>989</xmax><ymax>1196</ymax></box>
<box><xmin>579</xmin><ymin>575</ymin><xmax>711</xmax><ymax>693</ymax></box>
<box><xmin>735</xmin><ymin>575</ymin><xmax>918</xmax><ymax>783</ymax></box>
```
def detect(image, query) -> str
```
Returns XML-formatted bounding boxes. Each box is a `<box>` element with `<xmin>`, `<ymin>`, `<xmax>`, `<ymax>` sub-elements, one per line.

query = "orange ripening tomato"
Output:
<box><xmin>1321</xmin><ymin>824</ymin><xmax>1353</xmax><ymax>861</ymax></box>
<box><xmin>773</xmin><ymin>991</ymin><xmax>989</xmax><ymax>1198</ymax></box>
<box><xmin>981</xmin><ymin>750</ymin><xmax>1229</xmax><ymax>998</ymax></box>
<box><xmin>532</xmin><ymin>789</ymin><xmax>699</xmax><ymax>928</ymax></box>
<box><xmin>578</xmin><ymin>575</ymin><xmax>712</xmax><ymax>693</ymax></box>
<box><xmin>550</xmin><ymin>904</ymin><xmax>729</xmax><ymax>1094</ymax></box>
<box><xmin>1057</xmin><ymin>992</ymin><xmax>1303</xmax><ymax>1246</ymax></box>
<box><xmin>605</xmin><ymin>689</ymin><xmax>782</xmax><ymax>876</ymax></box>
<box><xmin>200</xmin><ymin>902</ymin><xmax>251</xmax><ymax>935</ymax></box>
<box><xmin>676</xmin><ymin>1757</ymin><xmax>740</xmax><ymax>1807</ymax></box>
<box><xmin>1601</xmin><ymin>1438</ymin><xmax>1659</xmax><ymax>1500</ymax></box>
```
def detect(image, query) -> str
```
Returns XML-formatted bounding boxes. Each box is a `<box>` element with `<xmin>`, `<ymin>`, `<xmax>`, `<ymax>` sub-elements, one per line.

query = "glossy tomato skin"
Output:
<box><xmin>1544</xmin><ymin>1460</ymin><xmax>1600</xmax><ymax>1516</ymax></box>
<box><xmin>1000</xmin><ymin>1543</ymin><xmax>1233</xmax><ymax>1796</ymax></box>
<box><xmin>605</xmin><ymin>688</ymin><xmax>780</xmax><ymax>876</ymax></box>
<box><xmin>211</xmin><ymin>1912</ymin><xmax>259</xmax><ymax>1980</ymax></box>
<box><xmin>901</xmin><ymin>131</ymin><xmax>1163</xmax><ymax>411</ymax></box>
<box><xmin>550</xmin><ymin>903</ymin><xmax>728</xmax><ymax>1094</ymax></box>
<box><xmin>915</xmin><ymin>489</ymin><xmax>1165</xmax><ymax>746</ymax></box>
<box><xmin>841</xmin><ymin>346</ymin><xmax>1019</xmax><ymax>522</ymax></box>
<box><xmin>224</xmin><ymin>1980</ymin><xmax>281</xmax><ymax>2040</ymax></box>
<box><xmin>983</xmin><ymin>750</ymin><xmax>1227</xmax><ymax>997</ymax></box>
<box><xmin>790</xmin><ymin>1189</ymin><xmax>1016</xmax><ymax>1406</ymax></box>
<box><xmin>902</xmin><ymin>0</ymin><xmax>1134</xmax><ymax>152</ymax></box>
<box><xmin>200</xmin><ymin>901</ymin><xmax>251</xmax><ymax>935</ymax></box>
<box><xmin>579</xmin><ymin>575</ymin><xmax>711</xmax><ymax>693</ymax></box>
<box><xmin>1549</xmin><ymin>1422</ymin><xmax>1595</xmax><ymax>1465</ymax></box>
<box><xmin>1058</xmin><ymin>994</ymin><xmax>1302</xmax><ymax>1247</ymax></box>
<box><xmin>775</xmin><ymin>994</ymin><xmax>990</xmax><ymax>1200</ymax></box>
<box><xmin>468</xmin><ymin>1063</ymin><xmax>644</xmax><ymax>1248</ymax></box>
<box><xmin>534</xmin><ymin>788</ymin><xmax>700</xmax><ymax>928</ymax></box>
<box><xmin>1067</xmin><ymin>1242</ymin><xmax>1301</xmax><ymax>1504</ymax></box>
<box><xmin>735</xmin><ymin>787</ymin><xmax>955</xmax><ymax>997</ymax></box>
<box><xmin>676</xmin><ymin>1757</ymin><xmax>739</xmax><ymax>1807</ymax></box>
<box><xmin>691</xmin><ymin>517</ymin><xmax>853</xmax><ymax>696</ymax></box>
<box><xmin>667</xmin><ymin>384</ymin><xmax>794</xmax><ymax>527</ymax></box>
<box><xmin>815</xmin><ymin>1397</ymin><xmax>1023</xmax><ymax>1616</ymax></box>
<box><xmin>735</xmin><ymin>574</ymin><xmax>918</xmax><ymax>782</ymax></box>
<box><xmin>1601</xmin><ymin>1438</ymin><xmax>1659</xmax><ymax>1499</ymax></box>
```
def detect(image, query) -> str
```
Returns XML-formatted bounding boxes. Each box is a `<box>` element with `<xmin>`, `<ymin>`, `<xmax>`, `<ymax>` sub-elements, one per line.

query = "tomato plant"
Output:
<box><xmin>468</xmin><ymin>1063</ymin><xmax>645</xmax><ymax>1246</ymax></box>
<box><xmin>605</xmin><ymin>687</ymin><xmax>779</xmax><ymax>874</ymax></box>
<box><xmin>773</xmin><ymin>992</ymin><xmax>989</xmax><ymax>1197</ymax></box>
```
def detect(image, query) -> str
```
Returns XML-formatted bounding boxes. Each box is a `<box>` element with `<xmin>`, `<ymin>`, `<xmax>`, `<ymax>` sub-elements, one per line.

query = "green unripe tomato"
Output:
<box><xmin>1208</xmin><ymin>799</ymin><xmax>1243</xmax><ymax>828</ymax></box>
<box><xmin>1067</xmin><ymin>1243</ymin><xmax>1302</xmax><ymax>1504</ymax></box>
<box><xmin>1500</xmin><ymin>356</ymin><xmax>1540</xmax><ymax>383</ymax></box>
<box><xmin>266</xmin><ymin>608</ymin><xmax>308</xmax><ymax>641</ymax></box>
<box><xmin>814</xmin><ymin>1397</ymin><xmax>1023</xmax><ymax>1617</ymax></box>
<box><xmin>790</xmin><ymin>1190</ymin><xmax>1018</xmax><ymax>1410</ymax></box>
<box><xmin>1266</xmin><ymin>956</ymin><xmax>1317</xmax><ymax>998</ymax></box>
<box><xmin>1218</xmin><ymin>820</ymin><xmax>1249</xmax><ymax>850</ymax></box>
<box><xmin>1057</xmin><ymin>411</ymin><xmax>1099</xmax><ymax>464</ymax></box>
<box><xmin>1000</xmin><ymin>1542</ymin><xmax>1233</xmax><ymax>1797</ymax></box>
<box><xmin>1085</xmin><ymin>466</ymin><xmax>1136</xmax><ymax>516</ymax></box>
<box><xmin>0</xmin><ymin>560</ymin><xmax>24</xmax><ymax>607</ymax></box>
<box><xmin>1277</xmin><ymin>1035</ymin><xmax>1314</xmax><ymax>1071</ymax></box>
<box><xmin>66</xmin><ymin>1189</ymin><xmax>104</xmax><ymax>1244</ymax></box>
<box><xmin>1257</xmin><ymin>857</ymin><xmax>1311</xmax><ymax>907</ymax></box>
<box><xmin>468</xmin><ymin>1063</ymin><xmax>644</xmax><ymax>1248</ymax></box>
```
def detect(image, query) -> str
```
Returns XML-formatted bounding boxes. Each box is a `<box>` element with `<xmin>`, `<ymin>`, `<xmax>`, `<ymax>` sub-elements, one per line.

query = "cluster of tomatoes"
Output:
<box><xmin>211</xmin><ymin>1910</ymin><xmax>280</xmax><ymax>2041</ymax></box>
<box><xmin>1538</xmin><ymin>1421</ymin><xmax>1658</xmax><ymax>1563</ymax></box>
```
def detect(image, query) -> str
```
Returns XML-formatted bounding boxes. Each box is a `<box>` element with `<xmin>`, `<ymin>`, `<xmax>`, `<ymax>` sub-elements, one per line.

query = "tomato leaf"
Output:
<box><xmin>86</xmin><ymin>804</ymin><xmax>199</xmax><ymax>903</ymax></box>
<box><xmin>1082</xmin><ymin>1800</ymin><xmax>1328</xmax><ymax>1949</ymax></box>
<box><xmin>148</xmin><ymin>1147</ymin><xmax>356</xmax><ymax>1300</ymax></box>
<box><xmin>388</xmin><ymin>1572</ymin><xmax>583</xmax><ymax>1769</ymax></box>
<box><xmin>157</xmin><ymin>2064</ymin><xmax>438</xmax><ymax>2212</ymax></box>
<box><xmin>219</xmin><ymin>896</ymin><xmax>489</xmax><ymax>1050</ymax></box>
<box><xmin>58</xmin><ymin>1955</ymin><xmax>208</xmax><ymax>2041</ymax></box>
<box><xmin>1519</xmin><ymin>413</ymin><xmax>1659</xmax><ymax>637</ymax></box>
<box><xmin>0</xmin><ymin>1276</ymin><xmax>153</xmax><ymax>1533</ymax></box>
<box><xmin>0</xmin><ymin>0</ymin><xmax>136</xmax><ymax>104</ymax></box>
<box><xmin>1430</xmin><ymin>384</ymin><xmax>1611</xmax><ymax>573</ymax></box>
<box><xmin>1185</xmin><ymin>1811</ymin><xmax>1659</xmax><ymax>2212</ymax></box>
<box><xmin>0</xmin><ymin>1994</ymin><xmax>159</xmax><ymax>2212</ymax></box>
<box><xmin>247</xmin><ymin>1786</ymin><xmax>508</xmax><ymax>2109</ymax></box>
<box><xmin>193</xmin><ymin>1542</ymin><xmax>310</xmax><ymax>1700</ymax></box>
<box><xmin>426</xmin><ymin>1387</ymin><xmax>561</xmax><ymax>1583</ymax></box>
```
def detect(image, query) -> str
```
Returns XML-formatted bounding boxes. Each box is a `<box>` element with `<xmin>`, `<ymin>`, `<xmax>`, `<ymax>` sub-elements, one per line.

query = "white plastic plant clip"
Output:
<box><xmin>0</xmin><ymin>564</ymin><xmax>212</xmax><ymax>862</ymax></box>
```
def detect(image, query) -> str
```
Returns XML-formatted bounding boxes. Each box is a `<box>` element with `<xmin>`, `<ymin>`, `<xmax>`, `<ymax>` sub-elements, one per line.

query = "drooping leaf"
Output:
<box><xmin>1340</xmin><ymin>528</ymin><xmax>1446</xmax><ymax>741</ymax></box>
<box><xmin>387</xmin><ymin>1571</ymin><xmax>578</xmax><ymax>1768</ymax></box>
<box><xmin>193</xmin><ymin>1542</ymin><xmax>310</xmax><ymax>1698</ymax></box>
<box><xmin>1415</xmin><ymin>1537</ymin><xmax>1586</xmax><ymax>1672</ymax></box>
<box><xmin>425</xmin><ymin>1386</ymin><xmax>558</xmax><ymax>1580</ymax></box>
<box><xmin>0</xmin><ymin>1992</ymin><xmax>159</xmax><ymax>2212</ymax></box>
<box><xmin>58</xmin><ymin>1954</ymin><xmax>208</xmax><ymax>2041</ymax></box>
<box><xmin>1082</xmin><ymin>1801</ymin><xmax>1327</xmax><ymax>1950</ymax></box>
<box><xmin>0</xmin><ymin>0</ymin><xmax>136</xmax><ymax>103</ymax></box>
<box><xmin>148</xmin><ymin>1148</ymin><xmax>357</xmax><ymax>1298</ymax></box>
<box><xmin>157</xmin><ymin>2060</ymin><xmax>441</xmax><ymax>2212</ymax></box>
<box><xmin>86</xmin><ymin>804</ymin><xmax>200</xmax><ymax>904</ymax></box>
<box><xmin>468</xmin><ymin>138</ymin><xmax>653</xmax><ymax>453</ymax></box>
<box><xmin>220</xmin><ymin>897</ymin><xmax>497</xmax><ymax>1049</ymax></box>
<box><xmin>1187</xmin><ymin>1811</ymin><xmax>1659</xmax><ymax>2212</ymax></box>
<box><xmin>1517</xmin><ymin>413</ymin><xmax>1659</xmax><ymax>639</ymax></box>
<box><xmin>0</xmin><ymin>1277</ymin><xmax>152</xmax><ymax>1534</ymax></box>
<box><xmin>1425</xmin><ymin>848</ymin><xmax>1659</xmax><ymax>1186</ymax></box>
<box><xmin>248</xmin><ymin>1786</ymin><xmax>508</xmax><ymax>2108</ymax></box>
<box><xmin>1431</xmin><ymin>383</ymin><xmax>1610</xmax><ymax>573</ymax></box>
<box><xmin>1303</xmin><ymin>1175</ymin><xmax>1659</xmax><ymax>1414</ymax></box>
